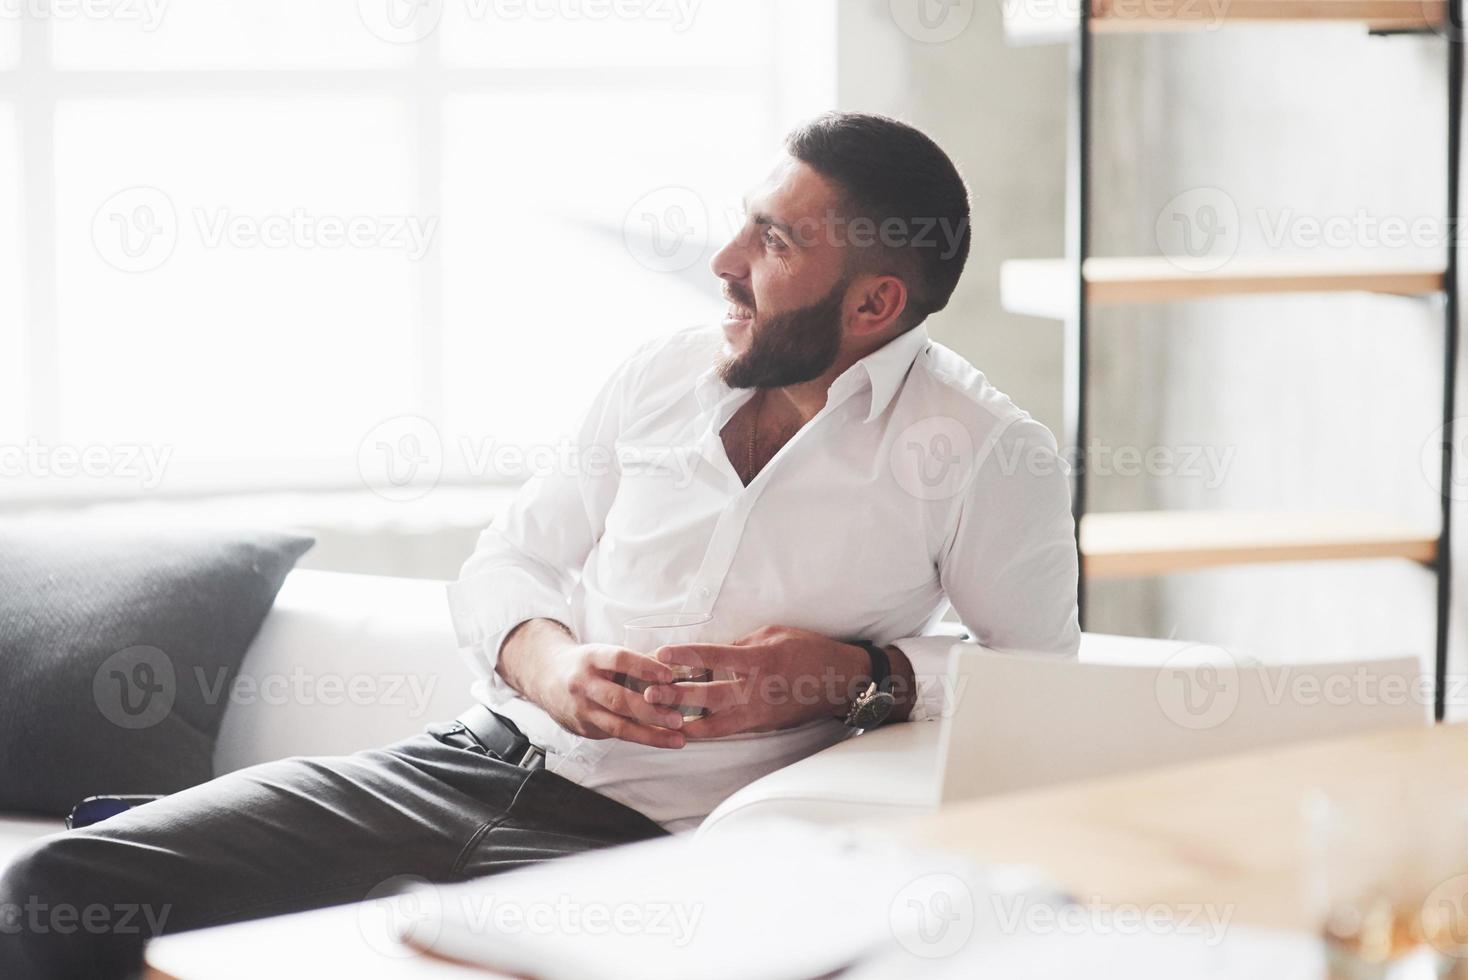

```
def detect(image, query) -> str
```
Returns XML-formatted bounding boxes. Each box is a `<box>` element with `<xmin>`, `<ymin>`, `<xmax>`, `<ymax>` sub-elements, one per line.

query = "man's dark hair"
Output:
<box><xmin>784</xmin><ymin>111</ymin><xmax>971</xmax><ymax>329</ymax></box>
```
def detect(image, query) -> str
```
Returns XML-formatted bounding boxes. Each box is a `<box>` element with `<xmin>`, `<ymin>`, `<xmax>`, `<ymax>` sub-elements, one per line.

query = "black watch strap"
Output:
<box><xmin>849</xmin><ymin>640</ymin><xmax>892</xmax><ymax>693</ymax></box>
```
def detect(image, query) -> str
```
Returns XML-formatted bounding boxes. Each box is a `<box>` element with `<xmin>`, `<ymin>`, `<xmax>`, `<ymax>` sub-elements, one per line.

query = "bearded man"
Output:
<box><xmin>1</xmin><ymin>111</ymin><xmax>1079</xmax><ymax>979</ymax></box>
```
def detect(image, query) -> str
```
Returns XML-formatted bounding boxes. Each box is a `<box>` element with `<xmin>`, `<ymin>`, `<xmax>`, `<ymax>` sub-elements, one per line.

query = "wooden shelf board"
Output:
<box><xmin>1000</xmin><ymin>255</ymin><xmax>1446</xmax><ymax>319</ymax></box>
<box><xmin>1005</xmin><ymin>0</ymin><xmax>1446</xmax><ymax>44</ymax></box>
<box><xmin>1080</xmin><ymin>510</ymin><xmax>1438</xmax><ymax>578</ymax></box>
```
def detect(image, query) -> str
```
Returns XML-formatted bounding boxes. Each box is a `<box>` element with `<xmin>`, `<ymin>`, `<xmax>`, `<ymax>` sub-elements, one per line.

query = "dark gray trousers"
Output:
<box><xmin>0</xmin><ymin>724</ymin><xmax>669</xmax><ymax>980</ymax></box>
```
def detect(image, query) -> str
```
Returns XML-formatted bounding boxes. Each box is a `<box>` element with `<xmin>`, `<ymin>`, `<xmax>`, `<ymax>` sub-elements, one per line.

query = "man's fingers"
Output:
<box><xmin>584</xmin><ymin>707</ymin><xmax>685</xmax><ymax>750</ymax></box>
<box><xmin>655</xmin><ymin>642</ymin><xmax>760</xmax><ymax>673</ymax></box>
<box><xmin>585</xmin><ymin>677</ymin><xmax>686</xmax><ymax>731</ymax></box>
<box><xmin>679</xmin><ymin>707</ymin><xmax>758</xmax><ymax>740</ymax></box>
<box><xmin>588</xmin><ymin>646</ymin><xmax>675</xmax><ymax>685</ymax></box>
<box><xmin>643</xmin><ymin>679</ymin><xmax>744</xmax><ymax>713</ymax></box>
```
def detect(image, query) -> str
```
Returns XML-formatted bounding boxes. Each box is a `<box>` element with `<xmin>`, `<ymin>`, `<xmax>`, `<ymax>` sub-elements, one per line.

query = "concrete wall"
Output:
<box><xmin>1119</xmin><ymin>29</ymin><xmax>1459</xmax><ymax>681</ymax></box>
<box><xmin>839</xmin><ymin>4</ymin><xmax>1464</xmax><ymax>694</ymax></box>
<box><xmin>836</xmin><ymin>0</ymin><xmax>1070</xmax><ymax>431</ymax></box>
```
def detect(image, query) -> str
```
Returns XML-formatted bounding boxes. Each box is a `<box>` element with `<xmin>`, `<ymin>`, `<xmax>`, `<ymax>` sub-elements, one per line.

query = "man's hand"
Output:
<box><xmin>497</xmin><ymin>619</ymin><xmax>688</xmax><ymax>749</ymax></box>
<box><xmin>643</xmin><ymin>625</ymin><xmax>915</xmax><ymax>739</ymax></box>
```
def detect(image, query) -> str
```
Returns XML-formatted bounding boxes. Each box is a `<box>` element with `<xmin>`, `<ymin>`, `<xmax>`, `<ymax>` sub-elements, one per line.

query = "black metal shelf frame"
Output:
<box><xmin>1065</xmin><ymin>9</ymin><xmax>1462</xmax><ymax>721</ymax></box>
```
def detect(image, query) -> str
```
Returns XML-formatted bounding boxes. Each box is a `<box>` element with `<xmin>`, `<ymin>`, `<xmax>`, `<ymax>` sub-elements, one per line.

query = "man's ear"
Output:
<box><xmin>848</xmin><ymin>274</ymin><xmax>908</xmax><ymax>337</ymax></box>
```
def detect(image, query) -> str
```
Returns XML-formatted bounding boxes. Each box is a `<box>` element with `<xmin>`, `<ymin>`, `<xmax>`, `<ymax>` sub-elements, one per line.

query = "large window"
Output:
<box><xmin>3</xmin><ymin>0</ymin><xmax>834</xmax><ymax>500</ymax></box>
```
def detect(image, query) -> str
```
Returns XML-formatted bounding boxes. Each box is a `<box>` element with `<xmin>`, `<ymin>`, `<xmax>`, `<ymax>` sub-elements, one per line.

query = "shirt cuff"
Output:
<box><xmin>889</xmin><ymin>634</ymin><xmax>970</xmax><ymax>723</ymax></box>
<box><xmin>445</xmin><ymin>568</ymin><xmax>575</xmax><ymax>706</ymax></box>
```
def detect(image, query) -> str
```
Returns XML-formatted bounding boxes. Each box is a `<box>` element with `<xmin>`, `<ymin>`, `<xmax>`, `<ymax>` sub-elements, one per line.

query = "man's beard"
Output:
<box><xmin>717</xmin><ymin>277</ymin><xmax>847</xmax><ymax>389</ymax></box>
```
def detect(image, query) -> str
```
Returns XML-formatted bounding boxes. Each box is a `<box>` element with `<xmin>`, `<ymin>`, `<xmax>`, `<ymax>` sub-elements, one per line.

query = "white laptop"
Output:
<box><xmin>935</xmin><ymin>639</ymin><xmax>1429</xmax><ymax>805</ymax></box>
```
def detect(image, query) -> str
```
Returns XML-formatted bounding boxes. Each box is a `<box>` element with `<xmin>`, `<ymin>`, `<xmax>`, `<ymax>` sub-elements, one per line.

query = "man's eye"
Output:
<box><xmin>762</xmin><ymin>228</ymin><xmax>786</xmax><ymax>250</ymax></box>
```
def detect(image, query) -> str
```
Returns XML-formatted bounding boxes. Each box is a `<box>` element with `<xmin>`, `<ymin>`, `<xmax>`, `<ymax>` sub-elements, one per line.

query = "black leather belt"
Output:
<box><xmin>440</xmin><ymin>703</ymin><xmax>546</xmax><ymax>770</ymax></box>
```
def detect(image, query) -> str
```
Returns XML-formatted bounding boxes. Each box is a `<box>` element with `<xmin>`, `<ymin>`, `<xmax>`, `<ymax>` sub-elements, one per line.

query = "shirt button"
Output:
<box><xmin>698</xmin><ymin>587</ymin><xmax>711</xmax><ymax>599</ymax></box>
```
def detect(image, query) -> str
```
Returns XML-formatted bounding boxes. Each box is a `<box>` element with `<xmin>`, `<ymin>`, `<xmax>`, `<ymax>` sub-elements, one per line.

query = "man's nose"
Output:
<box><xmin>709</xmin><ymin>234</ymin><xmax>748</xmax><ymax>284</ymax></box>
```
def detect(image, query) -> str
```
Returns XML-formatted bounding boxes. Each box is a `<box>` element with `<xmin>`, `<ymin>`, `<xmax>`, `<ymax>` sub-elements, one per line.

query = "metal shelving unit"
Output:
<box><xmin>1002</xmin><ymin>0</ymin><xmax>1461</xmax><ymax>719</ymax></box>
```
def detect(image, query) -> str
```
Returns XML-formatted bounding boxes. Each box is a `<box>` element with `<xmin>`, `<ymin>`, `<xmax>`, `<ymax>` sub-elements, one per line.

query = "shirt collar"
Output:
<box><xmin>847</xmin><ymin>324</ymin><xmax>930</xmax><ymax>423</ymax></box>
<box><xmin>694</xmin><ymin>362</ymin><xmax>730</xmax><ymax>414</ymax></box>
<box><xmin>693</xmin><ymin>323</ymin><xmax>931</xmax><ymax>422</ymax></box>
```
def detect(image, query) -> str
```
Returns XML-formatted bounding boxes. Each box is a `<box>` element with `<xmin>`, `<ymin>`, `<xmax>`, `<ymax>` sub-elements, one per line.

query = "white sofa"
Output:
<box><xmin>0</xmin><ymin>569</ymin><xmax>1197</xmax><ymax>870</ymax></box>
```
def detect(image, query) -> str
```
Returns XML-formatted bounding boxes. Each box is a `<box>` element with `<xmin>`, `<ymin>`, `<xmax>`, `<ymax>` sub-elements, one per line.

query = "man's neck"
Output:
<box><xmin>768</xmin><ymin>328</ymin><xmax>902</xmax><ymax>424</ymax></box>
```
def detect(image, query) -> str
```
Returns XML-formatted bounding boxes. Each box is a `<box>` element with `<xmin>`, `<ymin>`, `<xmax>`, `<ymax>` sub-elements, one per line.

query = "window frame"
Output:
<box><xmin>0</xmin><ymin>4</ymin><xmax>835</xmax><ymax>503</ymax></box>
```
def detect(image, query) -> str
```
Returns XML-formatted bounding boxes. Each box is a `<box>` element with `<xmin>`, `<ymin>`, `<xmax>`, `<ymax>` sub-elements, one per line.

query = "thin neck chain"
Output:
<box><xmin>746</xmin><ymin>389</ymin><xmax>765</xmax><ymax>478</ymax></box>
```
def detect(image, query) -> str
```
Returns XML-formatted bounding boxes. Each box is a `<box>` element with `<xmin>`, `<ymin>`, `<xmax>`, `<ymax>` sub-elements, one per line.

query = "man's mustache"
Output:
<box><xmin>722</xmin><ymin>285</ymin><xmax>756</xmax><ymax>311</ymax></box>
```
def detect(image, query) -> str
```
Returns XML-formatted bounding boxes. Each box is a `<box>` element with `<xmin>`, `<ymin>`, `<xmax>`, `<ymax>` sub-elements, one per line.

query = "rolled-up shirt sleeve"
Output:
<box><xmin>445</xmin><ymin>349</ymin><xmax>639</xmax><ymax>701</ymax></box>
<box><xmin>891</xmin><ymin>416</ymin><xmax>1081</xmax><ymax>723</ymax></box>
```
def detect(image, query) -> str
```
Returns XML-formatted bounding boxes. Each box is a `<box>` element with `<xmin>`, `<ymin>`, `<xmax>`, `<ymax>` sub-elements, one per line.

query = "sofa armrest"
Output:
<box><xmin>696</xmin><ymin>722</ymin><xmax>943</xmax><ymax>836</ymax></box>
<box><xmin>212</xmin><ymin>569</ymin><xmax>475</xmax><ymax>774</ymax></box>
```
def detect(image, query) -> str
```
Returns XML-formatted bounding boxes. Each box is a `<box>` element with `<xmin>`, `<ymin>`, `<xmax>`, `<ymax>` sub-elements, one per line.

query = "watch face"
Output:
<box><xmin>852</xmin><ymin>691</ymin><xmax>896</xmax><ymax>729</ymax></box>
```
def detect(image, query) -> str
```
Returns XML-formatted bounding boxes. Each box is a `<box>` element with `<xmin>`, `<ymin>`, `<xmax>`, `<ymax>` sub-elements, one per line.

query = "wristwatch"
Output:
<box><xmin>842</xmin><ymin>640</ymin><xmax>896</xmax><ymax>730</ymax></box>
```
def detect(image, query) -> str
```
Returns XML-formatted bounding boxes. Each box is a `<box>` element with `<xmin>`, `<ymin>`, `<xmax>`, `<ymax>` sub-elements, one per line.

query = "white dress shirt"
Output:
<box><xmin>447</xmin><ymin>323</ymin><xmax>1080</xmax><ymax>832</ymax></box>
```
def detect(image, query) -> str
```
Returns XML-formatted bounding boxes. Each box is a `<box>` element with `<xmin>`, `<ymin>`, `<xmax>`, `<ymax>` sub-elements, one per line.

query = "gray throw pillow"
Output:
<box><xmin>0</xmin><ymin>524</ymin><xmax>314</xmax><ymax>816</ymax></box>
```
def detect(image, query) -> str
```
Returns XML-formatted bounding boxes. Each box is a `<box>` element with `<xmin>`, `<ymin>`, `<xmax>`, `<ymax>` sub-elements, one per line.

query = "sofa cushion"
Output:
<box><xmin>212</xmin><ymin>569</ymin><xmax>474</xmax><ymax>774</ymax></box>
<box><xmin>0</xmin><ymin>524</ymin><xmax>312</xmax><ymax>816</ymax></box>
<box><xmin>0</xmin><ymin>816</ymin><xmax>63</xmax><ymax>874</ymax></box>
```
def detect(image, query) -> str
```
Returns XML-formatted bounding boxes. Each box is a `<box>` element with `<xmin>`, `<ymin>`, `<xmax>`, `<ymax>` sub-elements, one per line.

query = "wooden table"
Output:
<box><xmin>146</xmin><ymin>721</ymin><xmax>1468</xmax><ymax>978</ymax></box>
<box><xmin>905</xmin><ymin>719</ymin><xmax>1468</xmax><ymax>933</ymax></box>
